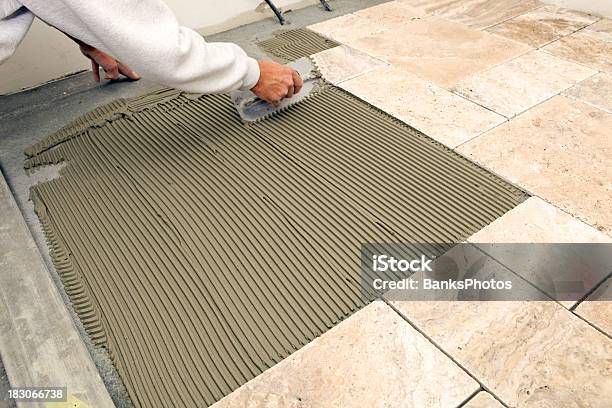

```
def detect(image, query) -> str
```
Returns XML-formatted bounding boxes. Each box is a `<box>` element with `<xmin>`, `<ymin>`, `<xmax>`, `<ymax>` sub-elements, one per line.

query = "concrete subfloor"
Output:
<box><xmin>0</xmin><ymin>1</ymin><xmax>385</xmax><ymax>406</ymax></box>
<box><xmin>0</xmin><ymin>356</ymin><xmax>16</xmax><ymax>408</ymax></box>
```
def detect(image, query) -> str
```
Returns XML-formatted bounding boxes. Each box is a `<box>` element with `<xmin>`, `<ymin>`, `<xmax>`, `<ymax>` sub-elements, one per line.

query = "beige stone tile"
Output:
<box><xmin>458</xmin><ymin>96</ymin><xmax>612</xmax><ymax>235</ymax></box>
<box><xmin>348</xmin><ymin>17</ymin><xmax>530</xmax><ymax>87</ymax></box>
<box><xmin>391</xmin><ymin>299</ymin><xmax>612</xmax><ymax>407</ymax></box>
<box><xmin>467</xmin><ymin>197</ymin><xmax>612</xmax><ymax>307</ymax></box>
<box><xmin>564</xmin><ymin>72</ymin><xmax>612</xmax><ymax>113</ymax></box>
<box><xmin>307</xmin><ymin>1</ymin><xmax>425</xmax><ymax>44</ymax></box>
<box><xmin>582</xmin><ymin>18</ymin><xmax>612</xmax><ymax>43</ymax></box>
<box><xmin>464</xmin><ymin>392</ymin><xmax>505</xmax><ymax>408</ymax></box>
<box><xmin>399</xmin><ymin>0</ymin><xmax>542</xmax><ymax>29</ymax></box>
<box><xmin>486</xmin><ymin>6</ymin><xmax>599</xmax><ymax>48</ymax></box>
<box><xmin>212</xmin><ymin>301</ymin><xmax>478</xmax><ymax>408</ymax></box>
<box><xmin>453</xmin><ymin>50</ymin><xmax>596</xmax><ymax>117</ymax></box>
<box><xmin>308</xmin><ymin>13</ymin><xmax>386</xmax><ymax>44</ymax></box>
<box><xmin>312</xmin><ymin>45</ymin><xmax>388</xmax><ymax>84</ymax></box>
<box><xmin>543</xmin><ymin>31</ymin><xmax>612</xmax><ymax>72</ymax></box>
<box><xmin>340</xmin><ymin>66</ymin><xmax>506</xmax><ymax>147</ymax></box>
<box><xmin>468</xmin><ymin>197</ymin><xmax>612</xmax><ymax>243</ymax></box>
<box><xmin>353</xmin><ymin>1</ymin><xmax>426</xmax><ymax>25</ymax></box>
<box><xmin>575</xmin><ymin>276</ymin><xmax>612</xmax><ymax>335</ymax></box>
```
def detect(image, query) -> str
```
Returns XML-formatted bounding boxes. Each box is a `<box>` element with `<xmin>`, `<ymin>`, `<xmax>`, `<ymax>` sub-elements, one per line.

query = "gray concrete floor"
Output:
<box><xmin>0</xmin><ymin>0</ymin><xmax>384</xmax><ymax>406</ymax></box>
<box><xmin>0</xmin><ymin>356</ymin><xmax>16</xmax><ymax>408</ymax></box>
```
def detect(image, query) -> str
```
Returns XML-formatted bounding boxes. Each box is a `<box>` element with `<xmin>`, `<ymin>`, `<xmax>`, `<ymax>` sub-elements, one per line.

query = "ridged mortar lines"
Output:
<box><xmin>26</xmin><ymin>83</ymin><xmax>527</xmax><ymax>407</ymax></box>
<box><xmin>24</xmin><ymin>88</ymin><xmax>191</xmax><ymax>160</ymax></box>
<box><xmin>256</xmin><ymin>28</ymin><xmax>340</xmax><ymax>62</ymax></box>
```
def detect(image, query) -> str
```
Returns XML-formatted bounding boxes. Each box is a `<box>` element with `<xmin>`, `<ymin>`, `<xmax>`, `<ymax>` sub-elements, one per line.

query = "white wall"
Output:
<box><xmin>0</xmin><ymin>0</ymin><xmax>315</xmax><ymax>95</ymax></box>
<box><xmin>541</xmin><ymin>0</ymin><xmax>612</xmax><ymax>17</ymax></box>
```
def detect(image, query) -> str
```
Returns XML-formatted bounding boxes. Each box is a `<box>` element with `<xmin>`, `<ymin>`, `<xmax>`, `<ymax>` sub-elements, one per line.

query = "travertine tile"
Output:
<box><xmin>543</xmin><ymin>31</ymin><xmax>612</xmax><ymax>72</ymax></box>
<box><xmin>575</xmin><ymin>276</ymin><xmax>612</xmax><ymax>335</ymax></box>
<box><xmin>340</xmin><ymin>66</ymin><xmax>506</xmax><ymax>147</ymax></box>
<box><xmin>348</xmin><ymin>17</ymin><xmax>530</xmax><ymax>87</ymax></box>
<box><xmin>213</xmin><ymin>301</ymin><xmax>478</xmax><ymax>408</ymax></box>
<box><xmin>564</xmin><ymin>72</ymin><xmax>612</xmax><ymax>113</ymax></box>
<box><xmin>391</xmin><ymin>299</ymin><xmax>612</xmax><ymax>407</ymax></box>
<box><xmin>308</xmin><ymin>13</ymin><xmax>387</xmax><ymax>44</ymax></box>
<box><xmin>399</xmin><ymin>0</ymin><xmax>542</xmax><ymax>29</ymax></box>
<box><xmin>353</xmin><ymin>1</ymin><xmax>426</xmax><ymax>25</ymax></box>
<box><xmin>464</xmin><ymin>392</ymin><xmax>505</xmax><ymax>408</ymax></box>
<box><xmin>312</xmin><ymin>45</ymin><xmax>387</xmax><ymax>84</ymax></box>
<box><xmin>308</xmin><ymin>1</ymin><xmax>425</xmax><ymax>44</ymax></box>
<box><xmin>467</xmin><ymin>197</ymin><xmax>612</xmax><ymax>307</ymax></box>
<box><xmin>582</xmin><ymin>18</ymin><xmax>612</xmax><ymax>43</ymax></box>
<box><xmin>458</xmin><ymin>96</ymin><xmax>612</xmax><ymax>234</ymax></box>
<box><xmin>468</xmin><ymin>197</ymin><xmax>612</xmax><ymax>243</ymax></box>
<box><xmin>486</xmin><ymin>6</ymin><xmax>599</xmax><ymax>48</ymax></box>
<box><xmin>453</xmin><ymin>50</ymin><xmax>596</xmax><ymax>117</ymax></box>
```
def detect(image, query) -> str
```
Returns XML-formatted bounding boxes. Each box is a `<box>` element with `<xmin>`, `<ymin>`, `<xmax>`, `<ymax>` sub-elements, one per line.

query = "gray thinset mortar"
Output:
<box><xmin>256</xmin><ymin>28</ymin><xmax>340</xmax><ymax>62</ymax></box>
<box><xmin>25</xmin><ymin>80</ymin><xmax>528</xmax><ymax>407</ymax></box>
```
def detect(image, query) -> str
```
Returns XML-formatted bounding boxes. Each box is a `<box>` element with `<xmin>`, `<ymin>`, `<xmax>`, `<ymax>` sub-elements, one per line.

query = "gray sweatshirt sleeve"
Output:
<box><xmin>0</xmin><ymin>5</ymin><xmax>34</xmax><ymax>65</ymax></box>
<box><xmin>18</xmin><ymin>0</ymin><xmax>260</xmax><ymax>92</ymax></box>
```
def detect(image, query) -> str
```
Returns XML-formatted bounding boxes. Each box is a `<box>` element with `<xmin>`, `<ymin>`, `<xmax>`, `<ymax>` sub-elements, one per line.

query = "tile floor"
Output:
<box><xmin>214</xmin><ymin>1</ymin><xmax>611</xmax><ymax>406</ymax></box>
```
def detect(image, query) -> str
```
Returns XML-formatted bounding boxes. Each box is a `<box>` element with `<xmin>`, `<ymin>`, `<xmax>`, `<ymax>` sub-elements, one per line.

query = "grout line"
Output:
<box><xmin>468</xmin><ymin>243</ymin><xmax>565</xmax><ymax>306</ymax></box>
<box><xmin>381</xmin><ymin>299</ymin><xmax>511</xmax><ymax>408</ymax></box>
<box><xmin>570</xmin><ymin>271</ymin><xmax>612</xmax><ymax>311</ymax></box>
<box><xmin>451</xmin><ymin>66</ymin><xmax>599</xmax><ymax>136</ymax></box>
<box><xmin>495</xmin><ymin>73</ymin><xmax>597</xmax><ymax>119</ymax></box>
<box><xmin>467</xmin><ymin>241</ymin><xmax>568</xmax><ymax>302</ymax></box>
<box><xmin>570</xmin><ymin>307</ymin><xmax>612</xmax><ymax>340</ymax></box>
<box><xmin>539</xmin><ymin>22</ymin><xmax>607</xmax><ymax>72</ymax></box>
<box><xmin>451</xmin><ymin>116</ymin><xmax>508</xmax><ymax>151</ymax></box>
<box><xmin>455</xmin><ymin>387</ymin><xmax>483</xmax><ymax>408</ymax></box>
<box><xmin>448</xmin><ymin>50</ymin><xmax>599</xmax><ymax>128</ymax></box>
<box><xmin>449</xmin><ymin>88</ymin><xmax>510</xmax><ymax>120</ymax></box>
<box><xmin>479</xmin><ymin>3</ymin><xmax>546</xmax><ymax>31</ymax></box>
<box><xmin>452</xmin><ymin>85</ymin><xmax>573</xmax><ymax>152</ymax></box>
<box><xmin>468</xmin><ymin>243</ymin><xmax>612</xmax><ymax>337</ymax></box>
<box><xmin>532</xmin><ymin>14</ymin><xmax>604</xmax><ymax>50</ymax></box>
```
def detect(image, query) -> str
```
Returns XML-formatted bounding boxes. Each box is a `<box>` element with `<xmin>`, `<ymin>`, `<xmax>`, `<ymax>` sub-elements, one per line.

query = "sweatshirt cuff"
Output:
<box><xmin>240</xmin><ymin>57</ymin><xmax>260</xmax><ymax>91</ymax></box>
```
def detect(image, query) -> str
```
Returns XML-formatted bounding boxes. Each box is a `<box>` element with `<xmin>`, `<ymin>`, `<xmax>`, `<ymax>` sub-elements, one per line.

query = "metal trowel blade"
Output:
<box><xmin>230</xmin><ymin>57</ymin><xmax>318</xmax><ymax>122</ymax></box>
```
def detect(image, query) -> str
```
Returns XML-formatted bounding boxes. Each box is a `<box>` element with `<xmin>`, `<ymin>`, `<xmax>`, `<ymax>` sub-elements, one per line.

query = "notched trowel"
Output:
<box><xmin>230</xmin><ymin>57</ymin><xmax>319</xmax><ymax>122</ymax></box>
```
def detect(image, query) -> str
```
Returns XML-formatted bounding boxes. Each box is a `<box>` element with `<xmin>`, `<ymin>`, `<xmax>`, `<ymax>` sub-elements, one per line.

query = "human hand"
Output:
<box><xmin>250</xmin><ymin>60</ymin><xmax>303</xmax><ymax>104</ymax></box>
<box><xmin>78</xmin><ymin>44</ymin><xmax>140</xmax><ymax>82</ymax></box>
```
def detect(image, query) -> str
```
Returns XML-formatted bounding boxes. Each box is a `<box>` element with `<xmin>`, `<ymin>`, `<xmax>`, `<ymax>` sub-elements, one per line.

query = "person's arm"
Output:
<box><xmin>0</xmin><ymin>6</ymin><xmax>34</xmax><ymax>66</ymax></box>
<box><xmin>20</xmin><ymin>0</ymin><xmax>301</xmax><ymax>102</ymax></box>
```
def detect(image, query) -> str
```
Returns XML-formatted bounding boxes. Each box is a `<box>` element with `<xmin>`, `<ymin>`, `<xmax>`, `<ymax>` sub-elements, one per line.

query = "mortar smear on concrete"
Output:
<box><xmin>26</xmin><ymin>84</ymin><xmax>528</xmax><ymax>407</ymax></box>
<box><xmin>257</xmin><ymin>28</ymin><xmax>340</xmax><ymax>62</ymax></box>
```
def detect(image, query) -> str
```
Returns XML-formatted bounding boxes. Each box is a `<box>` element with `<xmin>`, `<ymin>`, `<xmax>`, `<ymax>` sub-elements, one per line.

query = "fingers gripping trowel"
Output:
<box><xmin>230</xmin><ymin>57</ymin><xmax>319</xmax><ymax>122</ymax></box>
